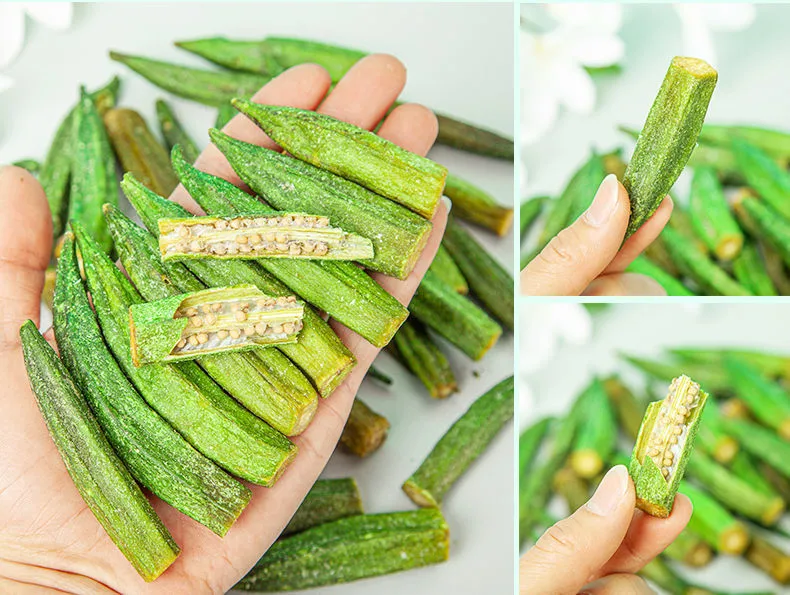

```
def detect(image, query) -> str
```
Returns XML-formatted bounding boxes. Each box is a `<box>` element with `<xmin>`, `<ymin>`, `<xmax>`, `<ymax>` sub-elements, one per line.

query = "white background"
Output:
<box><xmin>521</xmin><ymin>303</ymin><xmax>790</xmax><ymax>594</ymax></box>
<box><xmin>0</xmin><ymin>3</ymin><xmax>515</xmax><ymax>595</ymax></box>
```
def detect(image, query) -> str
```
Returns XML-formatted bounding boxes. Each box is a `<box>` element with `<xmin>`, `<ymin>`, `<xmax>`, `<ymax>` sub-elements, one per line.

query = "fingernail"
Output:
<box><xmin>441</xmin><ymin>195</ymin><xmax>453</xmax><ymax>213</ymax></box>
<box><xmin>584</xmin><ymin>174</ymin><xmax>619</xmax><ymax>227</ymax></box>
<box><xmin>586</xmin><ymin>465</ymin><xmax>628</xmax><ymax>516</ymax></box>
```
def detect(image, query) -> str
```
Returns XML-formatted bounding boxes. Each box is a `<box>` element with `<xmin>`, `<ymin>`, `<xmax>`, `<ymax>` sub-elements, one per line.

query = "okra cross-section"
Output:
<box><xmin>129</xmin><ymin>285</ymin><xmax>304</xmax><ymax>365</ymax></box>
<box><xmin>630</xmin><ymin>375</ymin><xmax>708</xmax><ymax>518</ymax></box>
<box><xmin>158</xmin><ymin>214</ymin><xmax>374</xmax><ymax>261</ymax></box>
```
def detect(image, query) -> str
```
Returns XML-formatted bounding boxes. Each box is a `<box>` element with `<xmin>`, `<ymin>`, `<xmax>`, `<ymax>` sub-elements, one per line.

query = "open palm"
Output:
<box><xmin>0</xmin><ymin>55</ymin><xmax>447</xmax><ymax>594</ymax></box>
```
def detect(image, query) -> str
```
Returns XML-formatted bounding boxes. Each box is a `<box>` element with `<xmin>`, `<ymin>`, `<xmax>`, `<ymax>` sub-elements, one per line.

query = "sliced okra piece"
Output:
<box><xmin>129</xmin><ymin>285</ymin><xmax>304</xmax><ymax>366</ymax></box>
<box><xmin>158</xmin><ymin>214</ymin><xmax>374</xmax><ymax>262</ymax></box>
<box><xmin>340</xmin><ymin>399</ymin><xmax>390</xmax><ymax>458</ymax></box>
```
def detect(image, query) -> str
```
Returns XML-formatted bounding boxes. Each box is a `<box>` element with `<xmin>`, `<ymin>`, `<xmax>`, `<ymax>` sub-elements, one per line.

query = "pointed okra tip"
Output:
<box><xmin>108</xmin><ymin>51</ymin><xmax>130</xmax><ymax>64</ymax></box>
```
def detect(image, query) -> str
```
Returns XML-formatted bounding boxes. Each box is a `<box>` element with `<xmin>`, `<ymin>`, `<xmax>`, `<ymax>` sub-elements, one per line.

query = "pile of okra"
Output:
<box><xmin>520</xmin><ymin>347</ymin><xmax>790</xmax><ymax>594</ymax></box>
<box><xmin>15</xmin><ymin>36</ymin><xmax>515</xmax><ymax>587</ymax></box>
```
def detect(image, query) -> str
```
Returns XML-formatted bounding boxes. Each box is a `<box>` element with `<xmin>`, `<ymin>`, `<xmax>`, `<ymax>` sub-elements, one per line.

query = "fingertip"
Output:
<box><xmin>364</xmin><ymin>53</ymin><xmax>407</xmax><ymax>84</ymax></box>
<box><xmin>378</xmin><ymin>102</ymin><xmax>438</xmax><ymax>157</ymax></box>
<box><xmin>672</xmin><ymin>493</ymin><xmax>694</xmax><ymax>523</ymax></box>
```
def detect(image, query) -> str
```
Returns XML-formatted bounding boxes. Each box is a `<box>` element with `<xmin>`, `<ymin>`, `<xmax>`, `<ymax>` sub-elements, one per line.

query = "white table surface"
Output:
<box><xmin>0</xmin><ymin>3</ymin><xmax>515</xmax><ymax>594</ymax></box>
<box><xmin>520</xmin><ymin>303</ymin><xmax>790</xmax><ymax>594</ymax></box>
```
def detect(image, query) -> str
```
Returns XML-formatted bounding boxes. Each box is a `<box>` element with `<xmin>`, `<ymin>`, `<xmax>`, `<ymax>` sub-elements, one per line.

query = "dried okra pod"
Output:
<box><xmin>158</xmin><ymin>214</ymin><xmax>374</xmax><ymax>261</ymax></box>
<box><xmin>129</xmin><ymin>284</ymin><xmax>304</xmax><ymax>365</ymax></box>
<box><xmin>629</xmin><ymin>375</ymin><xmax>708</xmax><ymax>518</ymax></box>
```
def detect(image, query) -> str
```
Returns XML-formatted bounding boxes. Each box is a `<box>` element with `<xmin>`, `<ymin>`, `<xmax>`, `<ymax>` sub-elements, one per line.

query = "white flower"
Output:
<box><xmin>521</xmin><ymin>4</ymin><xmax>624</xmax><ymax>145</ymax></box>
<box><xmin>519</xmin><ymin>303</ymin><xmax>593</xmax><ymax>375</ymax></box>
<box><xmin>674</xmin><ymin>4</ymin><xmax>756</xmax><ymax>67</ymax></box>
<box><xmin>0</xmin><ymin>3</ymin><xmax>73</xmax><ymax>75</ymax></box>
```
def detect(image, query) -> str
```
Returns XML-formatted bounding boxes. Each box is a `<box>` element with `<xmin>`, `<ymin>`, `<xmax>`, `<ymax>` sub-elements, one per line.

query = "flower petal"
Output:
<box><xmin>554</xmin><ymin>62</ymin><xmax>596</xmax><ymax>115</ymax></box>
<box><xmin>522</xmin><ymin>85</ymin><xmax>558</xmax><ymax>145</ymax></box>
<box><xmin>548</xmin><ymin>4</ymin><xmax>623</xmax><ymax>34</ymax></box>
<box><xmin>0</xmin><ymin>4</ymin><xmax>26</xmax><ymax>69</ymax></box>
<box><xmin>570</xmin><ymin>33</ymin><xmax>625</xmax><ymax>67</ymax></box>
<box><xmin>24</xmin><ymin>3</ymin><xmax>73</xmax><ymax>30</ymax></box>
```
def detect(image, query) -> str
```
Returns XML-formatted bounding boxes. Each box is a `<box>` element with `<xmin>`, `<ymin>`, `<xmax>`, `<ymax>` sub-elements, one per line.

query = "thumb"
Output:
<box><xmin>521</xmin><ymin>174</ymin><xmax>630</xmax><ymax>296</ymax></box>
<box><xmin>520</xmin><ymin>465</ymin><xmax>635</xmax><ymax>595</ymax></box>
<box><xmin>0</xmin><ymin>166</ymin><xmax>53</xmax><ymax>350</ymax></box>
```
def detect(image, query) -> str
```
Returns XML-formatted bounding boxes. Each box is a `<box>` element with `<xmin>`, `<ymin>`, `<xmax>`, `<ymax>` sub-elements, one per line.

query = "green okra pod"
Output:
<box><xmin>238</xmin><ymin>510</ymin><xmax>449</xmax><ymax>591</ymax></box>
<box><xmin>434</xmin><ymin>112</ymin><xmax>514</xmax><ymax>160</ymax></box>
<box><xmin>553</xmin><ymin>466</ymin><xmax>590</xmax><ymax>513</ymax></box>
<box><xmin>19</xmin><ymin>319</ymin><xmax>179</xmax><ymax>581</ymax></box>
<box><xmin>232</xmin><ymin>101</ymin><xmax>448</xmax><ymax>218</ymax></box>
<box><xmin>701</xmin><ymin>124</ymin><xmax>790</xmax><ymax>160</ymax></box>
<box><xmin>442</xmin><ymin>173</ymin><xmax>513</xmax><ymax>236</ymax></box>
<box><xmin>630</xmin><ymin>375</ymin><xmax>708</xmax><ymax>518</ymax></box>
<box><xmin>623</xmin><ymin>56</ymin><xmax>718</xmax><ymax>238</ymax></box>
<box><xmin>725</xmin><ymin>356</ymin><xmax>790</xmax><ymax>439</ymax></box>
<box><xmin>69</xmin><ymin>87</ymin><xmax>118</xmax><ymax>252</ymax></box>
<box><xmin>623</xmin><ymin>354</ymin><xmax>729</xmax><ymax>394</ymax></box>
<box><xmin>669</xmin><ymin>202</ymin><xmax>710</xmax><ymax>255</ymax></box>
<box><xmin>155</xmin><ymin>98</ymin><xmax>201</xmax><ymax>164</ymax></box>
<box><xmin>176</xmin><ymin>37</ymin><xmax>286</xmax><ymax>77</ymax></box>
<box><xmin>746</xmin><ymin>534</ymin><xmax>790</xmax><ymax>584</ymax></box>
<box><xmin>366</xmin><ymin>365</ymin><xmax>393</xmax><ymax>386</ymax></box>
<box><xmin>688</xmin><ymin>166</ymin><xmax>743</xmax><ymax>260</ymax></box>
<box><xmin>208</xmin><ymin>130</ymin><xmax>433</xmax><ymax>280</ymax></box>
<box><xmin>625</xmin><ymin>256</ymin><xmax>695</xmax><ymax>296</ymax></box>
<box><xmin>340</xmin><ymin>399</ymin><xmax>390</xmax><ymax>458</ymax></box>
<box><xmin>110</xmin><ymin>51</ymin><xmax>269</xmax><ymax>106</ymax></box>
<box><xmin>733</xmin><ymin>243</ymin><xmax>778</xmax><ymax>296</ymax></box>
<box><xmin>671</xmin><ymin>347</ymin><xmax>790</xmax><ymax>380</ymax></box>
<box><xmin>283</xmin><ymin>478</ymin><xmax>364</xmax><ymax>537</ymax></box>
<box><xmin>518</xmin><ymin>417</ymin><xmax>553</xmax><ymax>478</ymax></box>
<box><xmin>103</xmin><ymin>107</ymin><xmax>179</xmax><ymax>198</ymax></box>
<box><xmin>638</xmin><ymin>556</ymin><xmax>691</xmax><ymax>594</ymax></box>
<box><xmin>681</xmin><ymin>481</ymin><xmax>750</xmax><ymax>555</ymax></box>
<box><xmin>736</xmin><ymin>195</ymin><xmax>790</xmax><ymax>269</ymax></box>
<box><xmin>733</xmin><ymin>138</ymin><xmax>790</xmax><ymax>220</ymax></box>
<box><xmin>602</xmin><ymin>376</ymin><xmax>645</xmax><ymax>441</ymax></box>
<box><xmin>121</xmin><ymin>170</ymin><xmax>355</xmax><ymax>397</ymax></box>
<box><xmin>721</xmin><ymin>417</ymin><xmax>790</xmax><ymax>480</ymax></box>
<box><xmin>570</xmin><ymin>379</ymin><xmax>617</xmax><ymax>479</ymax></box>
<box><xmin>105</xmin><ymin>201</ymin><xmax>319</xmax><ymax>436</ymax></box>
<box><xmin>728</xmin><ymin>451</ymin><xmax>778</xmax><ymax>501</ymax></box>
<box><xmin>215</xmin><ymin>100</ymin><xmax>237</xmax><ymax>129</ymax></box>
<box><xmin>75</xmin><ymin>223</ymin><xmax>297</xmax><ymax>486</ymax></box>
<box><xmin>663</xmin><ymin>529</ymin><xmax>713</xmax><ymax>567</ymax></box>
<box><xmin>694</xmin><ymin>402</ymin><xmax>739</xmax><ymax>465</ymax></box>
<box><xmin>430</xmin><ymin>243</ymin><xmax>468</xmax><ymax>294</ymax></box>
<box><xmin>54</xmin><ymin>233</ymin><xmax>250</xmax><ymax>537</ymax></box>
<box><xmin>391</xmin><ymin>319</ymin><xmax>458</xmax><ymax>399</ymax></box>
<box><xmin>403</xmin><ymin>376</ymin><xmax>513</xmax><ymax>508</ymax></box>
<box><xmin>520</xmin><ymin>196</ymin><xmax>548</xmax><ymax>239</ymax></box>
<box><xmin>644</xmin><ymin>234</ymin><xmax>681</xmax><ymax>277</ymax></box>
<box><xmin>442</xmin><ymin>218</ymin><xmax>514</xmax><ymax>329</ymax></box>
<box><xmin>410</xmin><ymin>269</ymin><xmax>503</xmax><ymax>360</ymax></box>
<box><xmin>12</xmin><ymin>158</ymin><xmax>40</xmax><ymax>174</ymax></box>
<box><xmin>158</xmin><ymin>213</ymin><xmax>374</xmax><ymax>262</ymax></box>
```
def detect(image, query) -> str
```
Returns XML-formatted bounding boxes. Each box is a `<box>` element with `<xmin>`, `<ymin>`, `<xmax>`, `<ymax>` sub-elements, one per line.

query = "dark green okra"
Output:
<box><xmin>19</xmin><ymin>319</ymin><xmax>179</xmax><ymax>581</ymax></box>
<box><xmin>403</xmin><ymin>376</ymin><xmax>513</xmax><ymax>507</ymax></box>
<box><xmin>434</xmin><ymin>112</ymin><xmax>514</xmax><ymax>160</ymax></box>
<box><xmin>721</xmin><ymin>417</ymin><xmax>790</xmax><ymax>480</ymax></box>
<box><xmin>518</xmin><ymin>417</ymin><xmax>553</xmax><ymax>478</ymax></box>
<box><xmin>695</xmin><ymin>402</ymin><xmax>739</xmax><ymax>465</ymax></box>
<box><xmin>737</xmin><ymin>195</ymin><xmax>790</xmax><ymax>269</ymax></box>
<box><xmin>155</xmin><ymin>98</ymin><xmax>201</xmax><ymax>164</ymax></box>
<box><xmin>733</xmin><ymin>243</ymin><xmax>778</xmax><ymax>296</ymax></box>
<box><xmin>410</xmin><ymin>269</ymin><xmax>503</xmax><ymax>360</ymax></box>
<box><xmin>169</xmin><ymin>148</ymin><xmax>408</xmax><ymax>347</ymax></box>
<box><xmin>623</xmin><ymin>57</ymin><xmax>717</xmax><ymax>238</ymax></box>
<box><xmin>630</xmin><ymin>375</ymin><xmax>708</xmax><ymax>518</ymax></box>
<box><xmin>391</xmin><ymin>319</ymin><xmax>458</xmax><ymax>399</ymax></box>
<box><xmin>121</xmin><ymin>169</ymin><xmax>355</xmax><ymax>397</ymax></box>
<box><xmin>662</xmin><ymin>529</ymin><xmax>713</xmax><ymax>567</ymax></box>
<box><xmin>520</xmin><ymin>196</ymin><xmax>548</xmax><ymax>239</ymax></box>
<box><xmin>104</xmin><ymin>108</ymin><xmax>179</xmax><ymax>197</ymax></box>
<box><xmin>701</xmin><ymin>124</ymin><xmax>790</xmax><ymax>160</ymax></box>
<box><xmin>340</xmin><ymin>399</ymin><xmax>391</xmax><ymax>458</ymax></box>
<box><xmin>233</xmin><ymin>101</ymin><xmax>448</xmax><ymax>219</ymax></box>
<box><xmin>644</xmin><ymin>234</ymin><xmax>681</xmax><ymax>276</ymax></box>
<box><xmin>215</xmin><ymin>101</ymin><xmax>237</xmax><ymax>129</ymax></box>
<box><xmin>569</xmin><ymin>379</ymin><xmax>617</xmax><ymax>479</ymax></box>
<box><xmin>238</xmin><ymin>510</ymin><xmax>449</xmax><ymax>591</ymax></box>
<box><xmin>110</xmin><ymin>51</ymin><xmax>270</xmax><ymax>106</ymax></box>
<box><xmin>688</xmin><ymin>166</ymin><xmax>743</xmax><ymax>260</ymax></box>
<box><xmin>283</xmin><ymin>478</ymin><xmax>364</xmax><ymax>537</ymax></box>
<box><xmin>623</xmin><ymin>354</ymin><xmax>729</xmax><ymax>394</ymax></box>
<box><xmin>671</xmin><ymin>347</ymin><xmax>790</xmax><ymax>380</ymax></box>
<box><xmin>733</xmin><ymin>138</ymin><xmax>790</xmax><ymax>220</ymax></box>
<box><xmin>725</xmin><ymin>356</ymin><xmax>790</xmax><ymax>439</ymax></box>
<box><xmin>54</xmin><ymin>233</ymin><xmax>250</xmax><ymax>537</ymax></box>
<box><xmin>442</xmin><ymin>173</ymin><xmax>513</xmax><ymax>236</ymax></box>
<box><xmin>680</xmin><ymin>482</ymin><xmax>750</xmax><ymax>555</ymax></box>
<box><xmin>602</xmin><ymin>376</ymin><xmax>645</xmax><ymax>441</ymax></box>
<box><xmin>104</xmin><ymin>201</ymin><xmax>318</xmax><ymax>436</ymax></box>
<box><xmin>177</xmin><ymin>37</ymin><xmax>286</xmax><ymax>77</ymax></box>
<box><xmin>728</xmin><ymin>451</ymin><xmax>778</xmax><ymax>502</ymax></box>
<box><xmin>69</xmin><ymin>87</ymin><xmax>118</xmax><ymax>252</ymax></box>
<box><xmin>429</xmin><ymin>244</ymin><xmax>468</xmax><ymax>294</ymax></box>
<box><xmin>625</xmin><ymin>256</ymin><xmax>695</xmax><ymax>297</ymax></box>
<box><xmin>208</xmin><ymin>130</ymin><xmax>432</xmax><ymax>280</ymax></box>
<box><xmin>75</xmin><ymin>223</ymin><xmax>297</xmax><ymax>486</ymax></box>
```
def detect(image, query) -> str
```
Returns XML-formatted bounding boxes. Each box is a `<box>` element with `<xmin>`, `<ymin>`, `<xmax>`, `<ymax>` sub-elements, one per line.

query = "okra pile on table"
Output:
<box><xmin>13</xmin><ymin>36</ymin><xmax>515</xmax><ymax>588</ymax></box>
<box><xmin>522</xmin><ymin>55</ymin><xmax>790</xmax><ymax>297</ymax></box>
<box><xmin>520</xmin><ymin>347</ymin><xmax>790</xmax><ymax>594</ymax></box>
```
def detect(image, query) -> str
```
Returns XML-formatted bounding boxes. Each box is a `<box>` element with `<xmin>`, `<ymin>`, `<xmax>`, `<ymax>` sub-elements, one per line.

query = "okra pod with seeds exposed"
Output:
<box><xmin>208</xmin><ymin>130</ymin><xmax>432</xmax><ymax>280</ymax></box>
<box><xmin>232</xmin><ymin>101</ymin><xmax>448</xmax><ymax>218</ymax></box>
<box><xmin>688</xmin><ymin>166</ymin><xmax>743</xmax><ymax>260</ymax></box>
<box><xmin>429</xmin><ymin>244</ymin><xmax>468</xmax><ymax>295</ymax></box>
<box><xmin>283</xmin><ymin>478</ymin><xmax>363</xmax><ymax>537</ymax></box>
<box><xmin>623</xmin><ymin>57</ymin><xmax>718</xmax><ymax>238</ymax></box>
<box><xmin>158</xmin><ymin>214</ymin><xmax>374</xmax><ymax>262</ymax></box>
<box><xmin>155</xmin><ymin>99</ymin><xmax>201</xmax><ymax>164</ymax></box>
<box><xmin>629</xmin><ymin>375</ymin><xmax>708</xmax><ymax>518</ymax></box>
<box><xmin>130</xmin><ymin>285</ymin><xmax>304</xmax><ymax>365</ymax></box>
<box><xmin>442</xmin><ymin>173</ymin><xmax>513</xmax><ymax>236</ymax></box>
<box><xmin>340</xmin><ymin>399</ymin><xmax>390</xmax><ymax>458</ymax></box>
<box><xmin>403</xmin><ymin>376</ymin><xmax>513</xmax><ymax>508</ymax></box>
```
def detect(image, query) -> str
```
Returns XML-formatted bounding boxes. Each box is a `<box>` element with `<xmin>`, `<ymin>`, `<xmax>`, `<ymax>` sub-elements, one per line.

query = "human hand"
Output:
<box><xmin>519</xmin><ymin>465</ymin><xmax>692</xmax><ymax>594</ymax></box>
<box><xmin>0</xmin><ymin>54</ymin><xmax>447</xmax><ymax>594</ymax></box>
<box><xmin>520</xmin><ymin>175</ymin><xmax>673</xmax><ymax>296</ymax></box>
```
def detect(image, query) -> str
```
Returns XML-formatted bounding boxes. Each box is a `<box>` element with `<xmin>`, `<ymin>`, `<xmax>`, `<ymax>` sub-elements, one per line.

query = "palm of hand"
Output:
<box><xmin>0</xmin><ymin>55</ymin><xmax>446</xmax><ymax>594</ymax></box>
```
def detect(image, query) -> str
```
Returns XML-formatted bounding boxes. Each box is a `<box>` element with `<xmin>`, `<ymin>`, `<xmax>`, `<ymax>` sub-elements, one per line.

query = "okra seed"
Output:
<box><xmin>178</xmin><ymin>226</ymin><xmax>190</xmax><ymax>238</ymax></box>
<box><xmin>185</xmin><ymin>307</ymin><xmax>198</xmax><ymax>317</ymax></box>
<box><xmin>236</xmin><ymin>235</ymin><xmax>248</xmax><ymax>244</ymax></box>
<box><xmin>303</xmin><ymin>241</ymin><xmax>315</xmax><ymax>253</ymax></box>
<box><xmin>255</xmin><ymin>322</ymin><xmax>267</xmax><ymax>335</ymax></box>
<box><xmin>204</xmin><ymin>313</ymin><xmax>217</xmax><ymax>325</ymax></box>
<box><xmin>190</xmin><ymin>316</ymin><xmax>203</xmax><ymax>327</ymax></box>
<box><xmin>294</xmin><ymin>216</ymin><xmax>304</xmax><ymax>226</ymax></box>
<box><xmin>200</xmin><ymin>304</ymin><xmax>212</xmax><ymax>314</ymax></box>
<box><xmin>244</xmin><ymin>325</ymin><xmax>255</xmax><ymax>336</ymax></box>
<box><xmin>316</xmin><ymin>217</ymin><xmax>329</xmax><ymax>227</ymax></box>
<box><xmin>249</xmin><ymin>233</ymin><xmax>261</xmax><ymax>245</ymax></box>
<box><xmin>216</xmin><ymin>330</ymin><xmax>229</xmax><ymax>340</ymax></box>
<box><xmin>276</xmin><ymin>242</ymin><xmax>288</xmax><ymax>252</ymax></box>
<box><xmin>215</xmin><ymin>220</ymin><xmax>228</xmax><ymax>230</ymax></box>
<box><xmin>213</xmin><ymin>244</ymin><xmax>227</xmax><ymax>255</ymax></box>
<box><xmin>188</xmin><ymin>335</ymin><xmax>199</xmax><ymax>346</ymax></box>
<box><xmin>227</xmin><ymin>245</ymin><xmax>238</xmax><ymax>255</ymax></box>
<box><xmin>275</xmin><ymin>233</ymin><xmax>288</xmax><ymax>243</ymax></box>
<box><xmin>315</xmin><ymin>242</ymin><xmax>329</xmax><ymax>256</ymax></box>
<box><xmin>272</xmin><ymin>324</ymin><xmax>284</xmax><ymax>334</ymax></box>
<box><xmin>289</xmin><ymin>244</ymin><xmax>302</xmax><ymax>255</ymax></box>
<box><xmin>212</xmin><ymin>303</ymin><xmax>223</xmax><ymax>312</ymax></box>
<box><xmin>197</xmin><ymin>333</ymin><xmax>208</xmax><ymax>344</ymax></box>
<box><xmin>230</xmin><ymin>219</ymin><xmax>242</xmax><ymax>229</ymax></box>
<box><xmin>283</xmin><ymin>322</ymin><xmax>295</xmax><ymax>334</ymax></box>
<box><xmin>239</xmin><ymin>244</ymin><xmax>252</xmax><ymax>254</ymax></box>
<box><xmin>176</xmin><ymin>338</ymin><xmax>187</xmax><ymax>349</ymax></box>
<box><xmin>229</xmin><ymin>329</ymin><xmax>241</xmax><ymax>340</ymax></box>
<box><xmin>235</xmin><ymin>311</ymin><xmax>247</xmax><ymax>322</ymax></box>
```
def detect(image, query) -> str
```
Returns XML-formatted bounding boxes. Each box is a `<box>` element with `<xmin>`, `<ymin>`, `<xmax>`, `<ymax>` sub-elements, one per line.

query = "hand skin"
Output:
<box><xmin>521</xmin><ymin>174</ymin><xmax>674</xmax><ymax>296</ymax></box>
<box><xmin>0</xmin><ymin>55</ymin><xmax>447</xmax><ymax>595</ymax></box>
<box><xmin>519</xmin><ymin>465</ymin><xmax>692</xmax><ymax>595</ymax></box>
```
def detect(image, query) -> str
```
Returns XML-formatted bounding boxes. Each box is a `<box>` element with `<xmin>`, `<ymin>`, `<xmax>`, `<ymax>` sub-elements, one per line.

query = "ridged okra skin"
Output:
<box><xmin>630</xmin><ymin>375</ymin><xmax>708</xmax><ymax>518</ymax></box>
<box><xmin>69</xmin><ymin>87</ymin><xmax>118</xmax><ymax>253</ymax></box>
<box><xmin>283</xmin><ymin>478</ymin><xmax>364</xmax><ymax>537</ymax></box>
<box><xmin>340</xmin><ymin>399</ymin><xmax>391</xmax><ymax>458</ymax></box>
<box><xmin>722</xmin><ymin>417</ymin><xmax>790</xmax><ymax>479</ymax></box>
<box><xmin>520</xmin><ymin>196</ymin><xmax>548</xmax><ymax>239</ymax></box>
<box><xmin>625</xmin><ymin>256</ymin><xmax>695</xmax><ymax>297</ymax></box>
<box><xmin>104</xmin><ymin>202</ymin><xmax>318</xmax><ymax>437</ymax></box>
<box><xmin>569</xmin><ymin>379</ymin><xmax>617</xmax><ymax>479</ymax></box>
<box><xmin>442</xmin><ymin>173</ymin><xmax>514</xmax><ymax>236</ymax></box>
<box><xmin>232</xmin><ymin>101</ymin><xmax>448</xmax><ymax>219</ymax></box>
<box><xmin>19</xmin><ymin>320</ymin><xmax>179</xmax><ymax>582</ymax></box>
<box><xmin>662</xmin><ymin>529</ymin><xmax>713</xmax><ymax>567</ymax></box>
<box><xmin>176</xmin><ymin>37</ymin><xmax>287</xmax><ymax>78</ymax></box>
<box><xmin>256</xmin><ymin>36</ymin><xmax>365</xmax><ymax>82</ymax></box>
<box><xmin>74</xmin><ymin>223</ymin><xmax>297</xmax><ymax>486</ymax></box>
<box><xmin>155</xmin><ymin>98</ymin><xmax>201</xmax><ymax>163</ymax></box>
<box><xmin>680</xmin><ymin>482</ymin><xmax>749</xmax><ymax>554</ymax></box>
<box><xmin>237</xmin><ymin>510</ymin><xmax>449</xmax><ymax>591</ymax></box>
<box><xmin>403</xmin><ymin>376</ymin><xmax>513</xmax><ymax>508</ymax></box>
<box><xmin>54</xmin><ymin>233</ymin><xmax>250</xmax><ymax>537</ymax></box>
<box><xmin>602</xmin><ymin>376</ymin><xmax>645</xmax><ymax>441</ymax></box>
<box><xmin>733</xmin><ymin>243</ymin><xmax>778</xmax><ymax>296</ymax></box>
<box><xmin>725</xmin><ymin>357</ymin><xmax>790</xmax><ymax>439</ymax></box>
<box><xmin>121</xmin><ymin>171</ymin><xmax>355</xmax><ymax>397</ymax></box>
<box><xmin>518</xmin><ymin>417</ymin><xmax>553</xmax><ymax>478</ymax></box>
<box><xmin>623</xmin><ymin>56</ymin><xmax>718</xmax><ymax>238</ymax></box>
<box><xmin>391</xmin><ymin>319</ymin><xmax>458</xmax><ymax>399</ymax></box>
<box><xmin>103</xmin><ymin>107</ymin><xmax>179</xmax><ymax>197</ymax></box>
<box><xmin>688</xmin><ymin>166</ymin><xmax>743</xmax><ymax>260</ymax></box>
<box><xmin>733</xmin><ymin>138</ymin><xmax>790</xmax><ymax>220</ymax></box>
<box><xmin>110</xmin><ymin>51</ymin><xmax>270</xmax><ymax>106</ymax></box>
<box><xmin>208</xmin><ymin>129</ymin><xmax>432</xmax><ymax>280</ymax></box>
<box><xmin>429</xmin><ymin>244</ymin><xmax>468</xmax><ymax>295</ymax></box>
<box><xmin>737</xmin><ymin>196</ymin><xmax>790</xmax><ymax>269</ymax></box>
<box><xmin>434</xmin><ymin>112</ymin><xmax>514</xmax><ymax>160</ymax></box>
